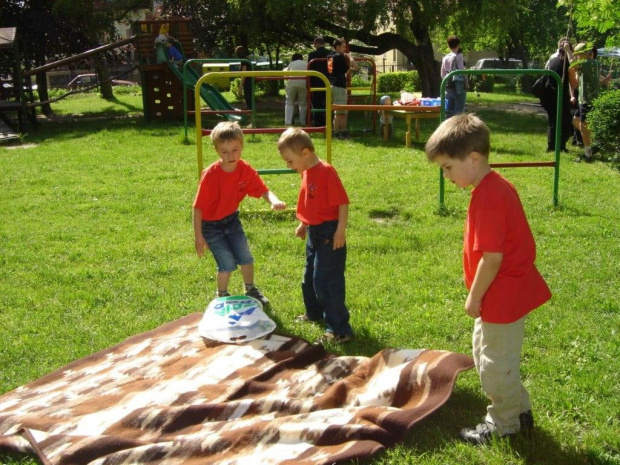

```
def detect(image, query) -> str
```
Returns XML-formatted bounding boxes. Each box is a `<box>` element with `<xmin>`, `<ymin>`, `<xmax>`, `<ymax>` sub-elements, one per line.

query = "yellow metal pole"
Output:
<box><xmin>195</xmin><ymin>81</ymin><xmax>204</xmax><ymax>180</ymax></box>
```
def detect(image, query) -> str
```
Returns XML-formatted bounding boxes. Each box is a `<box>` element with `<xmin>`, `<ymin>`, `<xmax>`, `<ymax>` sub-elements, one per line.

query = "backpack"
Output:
<box><xmin>446</xmin><ymin>54</ymin><xmax>464</xmax><ymax>88</ymax></box>
<box><xmin>532</xmin><ymin>75</ymin><xmax>550</xmax><ymax>99</ymax></box>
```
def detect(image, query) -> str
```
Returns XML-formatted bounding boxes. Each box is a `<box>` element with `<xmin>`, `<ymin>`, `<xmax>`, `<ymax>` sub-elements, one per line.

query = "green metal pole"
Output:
<box><xmin>438</xmin><ymin>68</ymin><xmax>563</xmax><ymax>209</ymax></box>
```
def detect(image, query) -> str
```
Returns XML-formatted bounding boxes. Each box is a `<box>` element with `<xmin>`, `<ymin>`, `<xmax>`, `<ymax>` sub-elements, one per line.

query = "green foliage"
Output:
<box><xmin>230</xmin><ymin>77</ymin><xmax>241</xmax><ymax>96</ymax></box>
<box><xmin>229</xmin><ymin>77</ymin><xmax>280</xmax><ymax>98</ymax></box>
<box><xmin>377</xmin><ymin>71</ymin><xmax>420</xmax><ymax>93</ymax></box>
<box><xmin>469</xmin><ymin>74</ymin><xmax>495</xmax><ymax>93</ymax></box>
<box><xmin>559</xmin><ymin>0</ymin><xmax>620</xmax><ymax>47</ymax></box>
<box><xmin>590</xmin><ymin>89</ymin><xmax>620</xmax><ymax>163</ymax></box>
<box><xmin>517</xmin><ymin>74</ymin><xmax>538</xmax><ymax>94</ymax></box>
<box><xmin>351</xmin><ymin>75</ymin><xmax>372</xmax><ymax>88</ymax></box>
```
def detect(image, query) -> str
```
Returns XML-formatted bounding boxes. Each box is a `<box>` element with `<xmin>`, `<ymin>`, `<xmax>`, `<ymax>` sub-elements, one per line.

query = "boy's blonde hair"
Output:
<box><xmin>210</xmin><ymin>121</ymin><xmax>244</xmax><ymax>147</ymax></box>
<box><xmin>425</xmin><ymin>113</ymin><xmax>490</xmax><ymax>161</ymax></box>
<box><xmin>277</xmin><ymin>127</ymin><xmax>315</xmax><ymax>154</ymax></box>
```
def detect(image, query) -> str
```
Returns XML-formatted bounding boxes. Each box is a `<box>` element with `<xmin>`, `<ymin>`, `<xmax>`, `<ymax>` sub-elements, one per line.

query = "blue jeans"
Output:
<box><xmin>201</xmin><ymin>211</ymin><xmax>253</xmax><ymax>272</ymax></box>
<box><xmin>302</xmin><ymin>221</ymin><xmax>352</xmax><ymax>337</ymax></box>
<box><xmin>446</xmin><ymin>81</ymin><xmax>466</xmax><ymax>118</ymax></box>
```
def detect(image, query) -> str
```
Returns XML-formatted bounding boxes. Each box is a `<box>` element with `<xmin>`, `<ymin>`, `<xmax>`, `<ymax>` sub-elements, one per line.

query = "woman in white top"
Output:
<box><xmin>284</xmin><ymin>53</ymin><xmax>308</xmax><ymax>126</ymax></box>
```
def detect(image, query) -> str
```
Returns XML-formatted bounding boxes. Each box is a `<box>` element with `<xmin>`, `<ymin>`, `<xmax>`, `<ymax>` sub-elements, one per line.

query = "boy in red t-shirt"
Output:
<box><xmin>277</xmin><ymin>128</ymin><xmax>353</xmax><ymax>343</ymax></box>
<box><xmin>193</xmin><ymin>122</ymin><xmax>286</xmax><ymax>304</ymax></box>
<box><xmin>425</xmin><ymin>114</ymin><xmax>551</xmax><ymax>444</ymax></box>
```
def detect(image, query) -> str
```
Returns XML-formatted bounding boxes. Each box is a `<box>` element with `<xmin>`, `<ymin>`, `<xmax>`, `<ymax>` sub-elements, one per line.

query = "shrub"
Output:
<box><xmin>468</xmin><ymin>74</ymin><xmax>495</xmax><ymax>93</ymax></box>
<box><xmin>589</xmin><ymin>89</ymin><xmax>620</xmax><ymax>165</ymax></box>
<box><xmin>230</xmin><ymin>78</ymin><xmax>241</xmax><ymax>96</ymax></box>
<box><xmin>517</xmin><ymin>74</ymin><xmax>538</xmax><ymax>94</ymax></box>
<box><xmin>351</xmin><ymin>75</ymin><xmax>372</xmax><ymax>89</ymax></box>
<box><xmin>230</xmin><ymin>77</ymin><xmax>281</xmax><ymax>98</ymax></box>
<box><xmin>377</xmin><ymin>71</ymin><xmax>420</xmax><ymax>93</ymax></box>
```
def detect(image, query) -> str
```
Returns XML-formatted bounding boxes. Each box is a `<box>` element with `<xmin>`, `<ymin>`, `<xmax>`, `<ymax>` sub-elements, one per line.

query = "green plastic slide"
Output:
<box><xmin>155</xmin><ymin>43</ymin><xmax>248</xmax><ymax>125</ymax></box>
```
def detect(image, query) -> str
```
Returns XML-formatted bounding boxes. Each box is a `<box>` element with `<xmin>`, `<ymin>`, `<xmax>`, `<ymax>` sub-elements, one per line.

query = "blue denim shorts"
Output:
<box><xmin>201</xmin><ymin>211</ymin><xmax>253</xmax><ymax>272</ymax></box>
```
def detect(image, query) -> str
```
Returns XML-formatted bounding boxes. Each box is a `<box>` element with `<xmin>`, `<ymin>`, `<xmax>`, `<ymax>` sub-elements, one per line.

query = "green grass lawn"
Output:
<box><xmin>1</xmin><ymin>88</ymin><xmax>619</xmax><ymax>465</ymax></box>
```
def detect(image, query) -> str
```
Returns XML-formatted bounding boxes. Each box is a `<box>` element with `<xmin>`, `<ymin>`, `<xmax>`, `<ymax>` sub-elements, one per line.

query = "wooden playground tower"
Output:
<box><xmin>133</xmin><ymin>17</ymin><xmax>196</xmax><ymax>121</ymax></box>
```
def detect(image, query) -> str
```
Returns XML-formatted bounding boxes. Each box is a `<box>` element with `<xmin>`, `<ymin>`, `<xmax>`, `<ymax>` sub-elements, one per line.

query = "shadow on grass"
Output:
<box><xmin>29</xmin><ymin>116</ymin><xmax>185</xmax><ymax>144</ymax></box>
<box><xmin>360</xmin><ymin>387</ymin><xmax>592</xmax><ymax>464</ymax></box>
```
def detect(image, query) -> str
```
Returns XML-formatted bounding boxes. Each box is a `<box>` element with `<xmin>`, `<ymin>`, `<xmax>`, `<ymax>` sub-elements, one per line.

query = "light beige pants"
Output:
<box><xmin>472</xmin><ymin>315</ymin><xmax>531</xmax><ymax>435</ymax></box>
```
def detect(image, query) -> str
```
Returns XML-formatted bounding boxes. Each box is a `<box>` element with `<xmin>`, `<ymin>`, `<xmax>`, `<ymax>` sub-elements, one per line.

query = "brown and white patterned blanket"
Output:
<box><xmin>0</xmin><ymin>313</ymin><xmax>473</xmax><ymax>465</ymax></box>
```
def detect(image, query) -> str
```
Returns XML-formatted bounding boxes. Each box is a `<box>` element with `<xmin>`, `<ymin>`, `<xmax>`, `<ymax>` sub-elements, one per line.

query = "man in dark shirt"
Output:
<box><xmin>328</xmin><ymin>38</ymin><xmax>358</xmax><ymax>139</ymax></box>
<box><xmin>308</xmin><ymin>37</ymin><xmax>330</xmax><ymax>127</ymax></box>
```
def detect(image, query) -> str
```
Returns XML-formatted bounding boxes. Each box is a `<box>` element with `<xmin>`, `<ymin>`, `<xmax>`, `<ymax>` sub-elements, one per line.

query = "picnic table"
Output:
<box><xmin>331</xmin><ymin>104</ymin><xmax>441</xmax><ymax>147</ymax></box>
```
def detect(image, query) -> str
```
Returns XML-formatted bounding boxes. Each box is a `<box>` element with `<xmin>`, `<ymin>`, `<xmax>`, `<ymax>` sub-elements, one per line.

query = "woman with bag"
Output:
<box><xmin>441</xmin><ymin>36</ymin><xmax>467</xmax><ymax>118</ymax></box>
<box><xmin>542</xmin><ymin>38</ymin><xmax>574</xmax><ymax>152</ymax></box>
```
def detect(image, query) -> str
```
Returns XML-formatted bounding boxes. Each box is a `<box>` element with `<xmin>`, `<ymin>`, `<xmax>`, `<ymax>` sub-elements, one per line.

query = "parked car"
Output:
<box><xmin>66</xmin><ymin>74</ymin><xmax>137</xmax><ymax>90</ymax></box>
<box><xmin>469</xmin><ymin>58</ymin><xmax>525</xmax><ymax>90</ymax></box>
<box><xmin>1</xmin><ymin>81</ymin><xmax>38</xmax><ymax>93</ymax></box>
<box><xmin>471</xmin><ymin>58</ymin><xmax>523</xmax><ymax>70</ymax></box>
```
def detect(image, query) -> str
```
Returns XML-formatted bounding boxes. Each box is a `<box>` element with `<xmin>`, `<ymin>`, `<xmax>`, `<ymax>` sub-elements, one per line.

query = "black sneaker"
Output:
<box><xmin>245</xmin><ymin>286</ymin><xmax>269</xmax><ymax>305</ymax></box>
<box><xmin>520</xmin><ymin>410</ymin><xmax>535</xmax><ymax>431</ymax></box>
<box><xmin>459</xmin><ymin>423</ymin><xmax>515</xmax><ymax>445</ymax></box>
<box><xmin>216</xmin><ymin>291</ymin><xmax>231</xmax><ymax>298</ymax></box>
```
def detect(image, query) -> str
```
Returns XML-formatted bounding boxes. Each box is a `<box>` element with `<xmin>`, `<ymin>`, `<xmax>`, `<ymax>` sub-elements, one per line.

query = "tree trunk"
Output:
<box><xmin>35</xmin><ymin>72</ymin><xmax>53</xmax><ymax>116</ymax></box>
<box><xmin>95</xmin><ymin>55</ymin><xmax>114</xmax><ymax>100</ymax></box>
<box><xmin>33</xmin><ymin>47</ymin><xmax>53</xmax><ymax>116</ymax></box>
<box><xmin>407</xmin><ymin>18</ymin><xmax>441</xmax><ymax>97</ymax></box>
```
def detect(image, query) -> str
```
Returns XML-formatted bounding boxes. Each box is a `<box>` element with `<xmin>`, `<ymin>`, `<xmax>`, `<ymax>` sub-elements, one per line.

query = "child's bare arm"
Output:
<box><xmin>333</xmin><ymin>204</ymin><xmax>348</xmax><ymax>250</ymax></box>
<box><xmin>193</xmin><ymin>207</ymin><xmax>208</xmax><ymax>257</ymax></box>
<box><xmin>262</xmin><ymin>190</ymin><xmax>286</xmax><ymax>210</ymax></box>
<box><xmin>347</xmin><ymin>54</ymin><xmax>360</xmax><ymax>71</ymax></box>
<box><xmin>465</xmin><ymin>251</ymin><xmax>503</xmax><ymax>318</ymax></box>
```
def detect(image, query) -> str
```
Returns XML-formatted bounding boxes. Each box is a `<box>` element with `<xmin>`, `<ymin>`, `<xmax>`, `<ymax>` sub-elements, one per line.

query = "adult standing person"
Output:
<box><xmin>440</xmin><ymin>36</ymin><xmax>467</xmax><ymax>118</ymax></box>
<box><xmin>235</xmin><ymin>46</ymin><xmax>253</xmax><ymax>110</ymax></box>
<box><xmin>308</xmin><ymin>37</ymin><xmax>330</xmax><ymax>127</ymax></box>
<box><xmin>569</xmin><ymin>43</ymin><xmax>611</xmax><ymax>162</ymax></box>
<box><xmin>328</xmin><ymin>38</ymin><xmax>358</xmax><ymax>139</ymax></box>
<box><xmin>284</xmin><ymin>53</ymin><xmax>308</xmax><ymax>126</ymax></box>
<box><xmin>542</xmin><ymin>38</ymin><xmax>574</xmax><ymax>153</ymax></box>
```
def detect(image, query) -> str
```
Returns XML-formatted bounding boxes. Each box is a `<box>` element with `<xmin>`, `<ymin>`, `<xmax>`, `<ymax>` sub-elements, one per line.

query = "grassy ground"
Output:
<box><xmin>1</xmin><ymin>88</ymin><xmax>619</xmax><ymax>465</ymax></box>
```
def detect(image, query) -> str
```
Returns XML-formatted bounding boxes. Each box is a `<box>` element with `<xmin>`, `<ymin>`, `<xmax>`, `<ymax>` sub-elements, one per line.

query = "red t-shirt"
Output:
<box><xmin>296</xmin><ymin>161</ymin><xmax>349</xmax><ymax>225</ymax></box>
<box><xmin>193</xmin><ymin>160</ymin><xmax>268</xmax><ymax>221</ymax></box>
<box><xmin>464</xmin><ymin>171</ymin><xmax>551</xmax><ymax>323</ymax></box>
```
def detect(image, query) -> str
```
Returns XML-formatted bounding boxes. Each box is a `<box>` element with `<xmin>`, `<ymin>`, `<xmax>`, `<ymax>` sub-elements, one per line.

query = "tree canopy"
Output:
<box><xmin>0</xmin><ymin>0</ymin><xmax>146</xmax><ymax>108</ymax></box>
<box><xmin>160</xmin><ymin>0</ymin><xmax>577</xmax><ymax>96</ymax></box>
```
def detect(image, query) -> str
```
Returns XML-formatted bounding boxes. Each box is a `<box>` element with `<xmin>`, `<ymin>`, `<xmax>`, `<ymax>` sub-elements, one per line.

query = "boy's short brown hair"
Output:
<box><xmin>277</xmin><ymin>127</ymin><xmax>315</xmax><ymax>154</ymax></box>
<box><xmin>425</xmin><ymin>113</ymin><xmax>490</xmax><ymax>161</ymax></box>
<box><xmin>210</xmin><ymin>121</ymin><xmax>244</xmax><ymax>147</ymax></box>
<box><xmin>447</xmin><ymin>36</ymin><xmax>461</xmax><ymax>49</ymax></box>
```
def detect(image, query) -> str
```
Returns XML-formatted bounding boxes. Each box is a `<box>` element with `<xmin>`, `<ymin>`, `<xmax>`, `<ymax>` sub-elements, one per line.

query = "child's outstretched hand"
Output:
<box><xmin>271</xmin><ymin>199</ymin><xmax>286</xmax><ymax>211</ymax></box>
<box><xmin>195</xmin><ymin>236</ymin><xmax>209</xmax><ymax>257</ymax></box>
